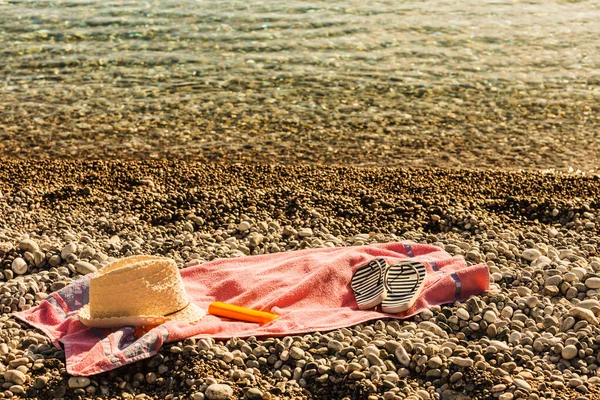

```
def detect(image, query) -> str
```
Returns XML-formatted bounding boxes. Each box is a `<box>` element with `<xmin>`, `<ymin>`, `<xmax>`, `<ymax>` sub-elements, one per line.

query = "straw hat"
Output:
<box><xmin>78</xmin><ymin>255</ymin><xmax>205</xmax><ymax>328</ymax></box>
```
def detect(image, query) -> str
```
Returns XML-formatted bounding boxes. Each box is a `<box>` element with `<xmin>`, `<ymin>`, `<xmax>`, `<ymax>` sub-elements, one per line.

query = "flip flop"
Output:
<box><xmin>350</xmin><ymin>258</ymin><xmax>387</xmax><ymax>310</ymax></box>
<box><xmin>381</xmin><ymin>260</ymin><xmax>427</xmax><ymax>314</ymax></box>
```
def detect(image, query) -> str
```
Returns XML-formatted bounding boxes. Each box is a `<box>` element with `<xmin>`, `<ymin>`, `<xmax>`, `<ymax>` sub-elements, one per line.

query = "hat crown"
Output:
<box><xmin>88</xmin><ymin>256</ymin><xmax>190</xmax><ymax>320</ymax></box>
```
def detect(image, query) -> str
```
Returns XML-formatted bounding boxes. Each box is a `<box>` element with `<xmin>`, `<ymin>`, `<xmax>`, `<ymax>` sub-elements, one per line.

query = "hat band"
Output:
<box><xmin>163</xmin><ymin>301</ymin><xmax>190</xmax><ymax>318</ymax></box>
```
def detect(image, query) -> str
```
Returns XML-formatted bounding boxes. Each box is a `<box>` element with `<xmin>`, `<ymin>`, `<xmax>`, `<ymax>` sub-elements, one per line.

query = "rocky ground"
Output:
<box><xmin>1</xmin><ymin>1</ymin><xmax>600</xmax><ymax>399</ymax></box>
<box><xmin>0</xmin><ymin>161</ymin><xmax>599</xmax><ymax>399</ymax></box>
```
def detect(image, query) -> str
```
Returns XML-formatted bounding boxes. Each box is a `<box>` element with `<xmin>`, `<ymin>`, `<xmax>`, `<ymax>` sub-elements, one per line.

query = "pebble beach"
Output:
<box><xmin>1</xmin><ymin>0</ymin><xmax>600</xmax><ymax>400</ymax></box>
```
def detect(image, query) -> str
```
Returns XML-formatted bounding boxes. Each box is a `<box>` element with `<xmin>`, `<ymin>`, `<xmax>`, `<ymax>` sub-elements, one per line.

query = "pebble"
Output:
<box><xmin>513</xmin><ymin>378</ymin><xmax>531</xmax><ymax>392</ymax></box>
<box><xmin>562</xmin><ymin>345</ymin><xmax>578</xmax><ymax>360</ymax></box>
<box><xmin>418</xmin><ymin>321</ymin><xmax>448</xmax><ymax>337</ymax></box>
<box><xmin>33</xmin><ymin>376</ymin><xmax>48</xmax><ymax>389</ymax></box>
<box><xmin>245</xmin><ymin>388</ymin><xmax>263</xmax><ymax>400</ymax></box>
<box><xmin>11</xmin><ymin>257</ymin><xmax>27</xmax><ymax>275</ymax></box>
<box><xmin>289</xmin><ymin>347</ymin><xmax>305</xmax><ymax>360</ymax></box>
<box><xmin>74</xmin><ymin>260</ymin><xmax>97</xmax><ymax>275</ymax></box>
<box><xmin>238</xmin><ymin>221</ymin><xmax>251</xmax><ymax>232</ymax></box>
<box><xmin>9</xmin><ymin>385</ymin><xmax>25</xmax><ymax>395</ymax></box>
<box><xmin>205</xmin><ymin>384</ymin><xmax>233</xmax><ymax>400</ymax></box>
<box><xmin>570</xmin><ymin>307</ymin><xmax>599</xmax><ymax>325</ymax></box>
<box><xmin>522</xmin><ymin>249</ymin><xmax>542</xmax><ymax>262</ymax></box>
<box><xmin>19</xmin><ymin>239</ymin><xmax>39</xmax><ymax>253</ymax></box>
<box><xmin>449</xmin><ymin>357</ymin><xmax>474</xmax><ymax>368</ymax></box>
<box><xmin>395</xmin><ymin>346</ymin><xmax>411</xmax><ymax>367</ymax></box>
<box><xmin>585</xmin><ymin>277</ymin><xmax>600</xmax><ymax>289</ymax></box>
<box><xmin>68</xmin><ymin>377</ymin><xmax>91</xmax><ymax>388</ymax></box>
<box><xmin>4</xmin><ymin>370</ymin><xmax>26</xmax><ymax>385</ymax></box>
<box><xmin>61</xmin><ymin>242</ymin><xmax>77</xmax><ymax>259</ymax></box>
<box><xmin>2</xmin><ymin>163</ymin><xmax>600</xmax><ymax>400</ymax></box>
<box><xmin>297</xmin><ymin>228</ymin><xmax>313</xmax><ymax>238</ymax></box>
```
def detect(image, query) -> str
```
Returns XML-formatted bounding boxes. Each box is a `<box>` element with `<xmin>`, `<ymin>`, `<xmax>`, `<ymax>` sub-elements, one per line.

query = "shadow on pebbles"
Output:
<box><xmin>0</xmin><ymin>160</ymin><xmax>599</xmax><ymax>400</ymax></box>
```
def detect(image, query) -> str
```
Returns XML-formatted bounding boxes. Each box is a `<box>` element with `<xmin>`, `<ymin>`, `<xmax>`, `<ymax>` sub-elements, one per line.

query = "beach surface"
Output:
<box><xmin>0</xmin><ymin>0</ymin><xmax>600</xmax><ymax>399</ymax></box>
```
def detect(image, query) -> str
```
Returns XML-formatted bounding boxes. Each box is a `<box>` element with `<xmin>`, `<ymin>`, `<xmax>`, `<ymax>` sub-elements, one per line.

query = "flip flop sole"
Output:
<box><xmin>381</xmin><ymin>260</ymin><xmax>427</xmax><ymax>314</ymax></box>
<box><xmin>350</xmin><ymin>258</ymin><xmax>387</xmax><ymax>310</ymax></box>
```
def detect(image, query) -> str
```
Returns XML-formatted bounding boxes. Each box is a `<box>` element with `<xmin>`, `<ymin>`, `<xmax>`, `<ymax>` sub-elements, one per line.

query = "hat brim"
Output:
<box><xmin>78</xmin><ymin>302</ymin><xmax>206</xmax><ymax>329</ymax></box>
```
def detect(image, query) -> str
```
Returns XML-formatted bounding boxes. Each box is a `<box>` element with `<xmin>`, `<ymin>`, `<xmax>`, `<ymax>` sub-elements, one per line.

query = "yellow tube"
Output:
<box><xmin>208</xmin><ymin>302</ymin><xmax>279</xmax><ymax>325</ymax></box>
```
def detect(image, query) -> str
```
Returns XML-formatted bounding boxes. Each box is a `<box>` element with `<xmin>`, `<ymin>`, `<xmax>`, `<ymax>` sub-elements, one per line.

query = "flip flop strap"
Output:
<box><xmin>353</xmin><ymin>259</ymin><xmax>384</xmax><ymax>296</ymax></box>
<box><xmin>384</xmin><ymin>262</ymin><xmax>421</xmax><ymax>294</ymax></box>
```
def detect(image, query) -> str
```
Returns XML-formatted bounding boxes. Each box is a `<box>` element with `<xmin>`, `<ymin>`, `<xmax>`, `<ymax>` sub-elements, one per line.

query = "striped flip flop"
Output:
<box><xmin>381</xmin><ymin>260</ymin><xmax>427</xmax><ymax>314</ymax></box>
<box><xmin>350</xmin><ymin>258</ymin><xmax>387</xmax><ymax>310</ymax></box>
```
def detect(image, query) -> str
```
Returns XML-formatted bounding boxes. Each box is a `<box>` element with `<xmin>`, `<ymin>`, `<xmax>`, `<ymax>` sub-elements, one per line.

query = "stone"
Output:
<box><xmin>456</xmin><ymin>308</ymin><xmax>470</xmax><ymax>321</ymax></box>
<box><xmin>61</xmin><ymin>242</ymin><xmax>77</xmax><ymax>259</ymax></box>
<box><xmin>395</xmin><ymin>346</ymin><xmax>411</xmax><ymax>367</ymax></box>
<box><xmin>289</xmin><ymin>346</ymin><xmax>305</xmax><ymax>360</ymax></box>
<box><xmin>428</xmin><ymin>356</ymin><xmax>443</xmax><ymax>369</ymax></box>
<box><xmin>4</xmin><ymin>370</ymin><xmax>26</xmax><ymax>385</ymax></box>
<box><xmin>19</xmin><ymin>239</ymin><xmax>39</xmax><ymax>253</ymax></box>
<box><xmin>546</xmin><ymin>275</ymin><xmax>562</xmax><ymax>286</ymax></box>
<box><xmin>68</xmin><ymin>377</ymin><xmax>91</xmax><ymax>388</ymax></box>
<box><xmin>569</xmin><ymin>307</ymin><xmax>598</xmax><ymax>325</ymax></box>
<box><xmin>238</xmin><ymin>221</ymin><xmax>251</xmax><ymax>232</ymax></box>
<box><xmin>33</xmin><ymin>376</ymin><xmax>48</xmax><ymax>389</ymax></box>
<box><xmin>74</xmin><ymin>260</ymin><xmax>97</xmax><ymax>275</ymax></box>
<box><xmin>245</xmin><ymin>388</ymin><xmax>263</xmax><ymax>400</ymax></box>
<box><xmin>449</xmin><ymin>357</ymin><xmax>474</xmax><ymax>368</ymax></box>
<box><xmin>247</xmin><ymin>233</ymin><xmax>263</xmax><ymax>247</ymax></box>
<box><xmin>562</xmin><ymin>345</ymin><xmax>578</xmax><ymax>360</ymax></box>
<box><xmin>513</xmin><ymin>378</ymin><xmax>531</xmax><ymax>391</ymax></box>
<box><xmin>328</xmin><ymin>340</ymin><xmax>344</xmax><ymax>352</ymax></box>
<box><xmin>483</xmin><ymin>310</ymin><xmax>497</xmax><ymax>324</ymax></box>
<box><xmin>11</xmin><ymin>257</ymin><xmax>27</xmax><ymax>275</ymax></box>
<box><xmin>349</xmin><ymin>371</ymin><xmax>366</xmax><ymax>380</ymax></box>
<box><xmin>585</xmin><ymin>277</ymin><xmax>600</xmax><ymax>289</ymax></box>
<box><xmin>9</xmin><ymin>385</ymin><xmax>25</xmax><ymax>395</ymax></box>
<box><xmin>522</xmin><ymin>249</ymin><xmax>542</xmax><ymax>262</ymax></box>
<box><xmin>418</xmin><ymin>321</ymin><xmax>448</xmax><ymax>338</ymax></box>
<box><xmin>297</xmin><ymin>228</ymin><xmax>313</xmax><ymax>238</ymax></box>
<box><xmin>205</xmin><ymin>384</ymin><xmax>233</xmax><ymax>400</ymax></box>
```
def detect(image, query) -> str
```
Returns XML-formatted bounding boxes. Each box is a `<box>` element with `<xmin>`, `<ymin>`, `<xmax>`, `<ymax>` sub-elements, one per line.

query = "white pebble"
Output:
<box><xmin>61</xmin><ymin>242</ymin><xmax>77</xmax><ymax>259</ymax></box>
<box><xmin>11</xmin><ymin>258</ymin><xmax>28</xmax><ymax>275</ymax></box>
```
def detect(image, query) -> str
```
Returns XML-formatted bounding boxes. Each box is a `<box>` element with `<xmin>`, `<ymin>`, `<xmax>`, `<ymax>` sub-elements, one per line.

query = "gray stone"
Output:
<box><xmin>68</xmin><ymin>377</ymin><xmax>91</xmax><ymax>388</ymax></box>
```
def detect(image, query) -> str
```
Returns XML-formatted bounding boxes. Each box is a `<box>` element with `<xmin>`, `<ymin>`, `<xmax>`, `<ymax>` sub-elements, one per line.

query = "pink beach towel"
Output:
<box><xmin>14</xmin><ymin>241</ymin><xmax>490</xmax><ymax>376</ymax></box>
